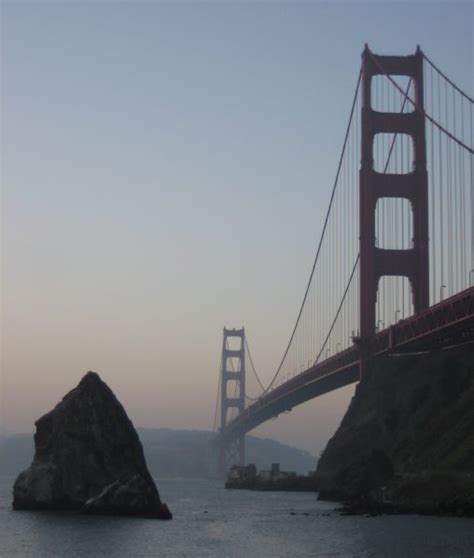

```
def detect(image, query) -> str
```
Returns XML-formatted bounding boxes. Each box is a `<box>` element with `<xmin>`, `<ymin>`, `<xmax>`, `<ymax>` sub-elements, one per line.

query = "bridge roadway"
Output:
<box><xmin>216</xmin><ymin>287</ymin><xmax>474</xmax><ymax>444</ymax></box>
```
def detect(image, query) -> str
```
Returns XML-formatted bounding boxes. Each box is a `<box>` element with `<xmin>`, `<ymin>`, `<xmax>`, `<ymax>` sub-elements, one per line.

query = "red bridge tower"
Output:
<box><xmin>218</xmin><ymin>327</ymin><xmax>246</xmax><ymax>472</ymax></box>
<box><xmin>360</xmin><ymin>46</ymin><xmax>429</xmax><ymax>340</ymax></box>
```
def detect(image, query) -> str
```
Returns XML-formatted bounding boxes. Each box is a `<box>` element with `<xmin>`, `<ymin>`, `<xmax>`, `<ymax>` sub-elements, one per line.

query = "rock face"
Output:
<box><xmin>13</xmin><ymin>371</ymin><xmax>172</xmax><ymax>519</ymax></box>
<box><xmin>315</xmin><ymin>344</ymin><xmax>474</xmax><ymax>516</ymax></box>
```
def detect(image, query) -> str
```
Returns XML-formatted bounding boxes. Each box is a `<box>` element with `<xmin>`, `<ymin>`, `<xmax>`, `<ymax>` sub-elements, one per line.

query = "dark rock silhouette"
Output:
<box><xmin>13</xmin><ymin>371</ymin><xmax>172</xmax><ymax>519</ymax></box>
<box><xmin>315</xmin><ymin>344</ymin><xmax>474</xmax><ymax>516</ymax></box>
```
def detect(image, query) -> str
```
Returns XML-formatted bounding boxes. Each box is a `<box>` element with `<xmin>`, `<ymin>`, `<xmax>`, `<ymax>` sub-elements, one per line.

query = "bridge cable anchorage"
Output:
<box><xmin>421</xmin><ymin>50</ymin><xmax>474</xmax><ymax>104</ymax></box>
<box><xmin>368</xmin><ymin>51</ymin><xmax>474</xmax><ymax>154</ymax></box>
<box><xmin>252</xmin><ymin>68</ymin><xmax>363</xmax><ymax>396</ymax></box>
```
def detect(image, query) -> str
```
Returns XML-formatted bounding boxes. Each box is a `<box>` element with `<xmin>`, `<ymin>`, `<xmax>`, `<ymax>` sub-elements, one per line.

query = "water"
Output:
<box><xmin>1</xmin><ymin>475</ymin><xmax>473</xmax><ymax>557</ymax></box>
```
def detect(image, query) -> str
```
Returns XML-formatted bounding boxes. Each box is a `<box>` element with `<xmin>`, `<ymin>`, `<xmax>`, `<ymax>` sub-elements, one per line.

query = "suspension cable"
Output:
<box><xmin>422</xmin><ymin>51</ymin><xmax>474</xmax><ymax>104</ymax></box>
<box><xmin>238</xmin><ymin>50</ymin><xmax>470</xmax><ymax>408</ymax></box>
<box><xmin>313</xmin><ymin>254</ymin><xmax>359</xmax><ymax>365</ymax></box>
<box><xmin>255</xmin><ymin>72</ymin><xmax>411</xmax><ymax>398</ymax></box>
<box><xmin>383</xmin><ymin>78</ymin><xmax>413</xmax><ymax>171</ymax></box>
<box><xmin>242</xmin><ymin>68</ymin><xmax>408</xmax><ymax>398</ymax></box>
<box><xmin>246</xmin><ymin>65</ymin><xmax>413</xmax><ymax>404</ymax></box>
<box><xmin>244</xmin><ymin>336</ymin><xmax>266</xmax><ymax>392</ymax></box>
<box><xmin>369</xmin><ymin>51</ymin><xmax>473</xmax><ymax>154</ymax></box>
<box><xmin>255</xmin><ymin>68</ymin><xmax>362</xmax><ymax>395</ymax></box>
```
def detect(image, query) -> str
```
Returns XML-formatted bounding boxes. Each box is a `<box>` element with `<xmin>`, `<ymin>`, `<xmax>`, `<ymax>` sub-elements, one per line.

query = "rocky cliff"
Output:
<box><xmin>13</xmin><ymin>371</ymin><xmax>172</xmax><ymax>519</ymax></box>
<box><xmin>315</xmin><ymin>343</ymin><xmax>474</xmax><ymax>516</ymax></box>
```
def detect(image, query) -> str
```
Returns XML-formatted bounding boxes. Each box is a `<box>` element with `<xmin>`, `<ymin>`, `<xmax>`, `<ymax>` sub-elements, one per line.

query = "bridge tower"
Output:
<box><xmin>218</xmin><ymin>327</ymin><xmax>246</xmax><ymax>473</ymax></box>
<box><xmin>360</xmin><ymin>45</ymin><xmax>429</xmax><ymax>340</ymax></box>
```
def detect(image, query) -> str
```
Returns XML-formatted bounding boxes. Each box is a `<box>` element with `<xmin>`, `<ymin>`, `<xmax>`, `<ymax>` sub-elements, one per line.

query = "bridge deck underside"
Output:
<box><xmin>221</xmin><ymin>363</ymin><xmax>360</xmax><ymax>441</ymax></box>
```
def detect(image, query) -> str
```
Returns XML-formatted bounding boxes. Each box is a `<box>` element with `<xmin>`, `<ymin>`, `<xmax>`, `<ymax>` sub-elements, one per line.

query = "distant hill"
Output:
<box><xmin>138</xmin><ymin>428</ymin><xmax>317</xmax><ymax>477</ymax></box>
<box><xmin>0</xmin><ymin>428</ymin><xmax>316</xmax><ymax>478</ymax></box>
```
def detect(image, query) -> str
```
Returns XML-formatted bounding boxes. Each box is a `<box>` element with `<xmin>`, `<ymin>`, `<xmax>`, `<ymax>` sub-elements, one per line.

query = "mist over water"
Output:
<box><xmin>1</xmin><ymin>476</ymin><xmax>473</xmax><ymax>558</ymax></box>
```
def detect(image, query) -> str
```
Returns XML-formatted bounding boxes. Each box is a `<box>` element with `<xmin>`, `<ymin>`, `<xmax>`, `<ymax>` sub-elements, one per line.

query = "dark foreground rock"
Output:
<box><xmin>13</xmin><ymin>371</ymin><xmax>172</xmax><ymax>519</ymax></box>
<box><xmin>315</xmin><ymin>344</ymin><xmax>474</xmax><ymax>516</ymax></box>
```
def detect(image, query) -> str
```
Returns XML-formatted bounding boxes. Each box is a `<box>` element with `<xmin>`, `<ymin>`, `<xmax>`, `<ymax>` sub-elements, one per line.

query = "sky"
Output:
<box><xmin>1</xmin><ymin>0</ymin><xmax>472</xmax><ymax>455</ymax></box>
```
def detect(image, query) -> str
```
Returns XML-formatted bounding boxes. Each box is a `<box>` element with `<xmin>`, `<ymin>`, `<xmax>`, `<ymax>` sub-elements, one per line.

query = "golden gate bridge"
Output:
<box><xmin>213</xmin><ymin>46</ymin><xmax>474</xmax><ymax>471</ymax></box>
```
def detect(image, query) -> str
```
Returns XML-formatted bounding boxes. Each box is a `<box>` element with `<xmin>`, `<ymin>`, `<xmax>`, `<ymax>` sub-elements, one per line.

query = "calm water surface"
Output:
<box><xmin>0</xmin><ymin>476</ymin><xmax>473</xmax><ymax>557</ymax></box>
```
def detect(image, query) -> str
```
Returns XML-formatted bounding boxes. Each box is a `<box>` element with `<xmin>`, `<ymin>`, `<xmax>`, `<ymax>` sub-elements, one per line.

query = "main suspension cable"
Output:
<box><xmin>258</xmin><ymin>68</ymin><xmax>362</xmax><ymax>395</ymax></box>
<box><xmin>422</xmin><ymin>51</ymin><xmax>474</xmax><ymax>104</ymax></box>
<box><xmin>313</xmin><ymin>254</ymin><xmax>360</xmax><ymax>366</ymax></box>
<box><xmin>244</xmin><ymin>336</ymin><xmax>266</xmax><ymax>392</ymax></box>
<box><xmin>369</xmin><ymin>51</ymin><xmax>473</xmax><ymax>154</ymax></box>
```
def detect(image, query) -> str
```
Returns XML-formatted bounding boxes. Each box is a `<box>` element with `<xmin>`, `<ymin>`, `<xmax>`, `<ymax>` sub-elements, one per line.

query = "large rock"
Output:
<box><xmin>315</xmin><ymin>343</ymin><xmax>474</xmax><ymax>515</ymax></box>
<box><xmin>13</xmin><ymin>371</ymin><xmax>172</xmax><ymax>519</ymax></box>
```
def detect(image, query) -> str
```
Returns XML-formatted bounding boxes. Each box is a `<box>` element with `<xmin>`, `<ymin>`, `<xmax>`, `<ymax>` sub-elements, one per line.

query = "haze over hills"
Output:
<box><xmin>0</xmin><ymin>428</ymin><xmax>316</xmax><ymax>478</ymax></box>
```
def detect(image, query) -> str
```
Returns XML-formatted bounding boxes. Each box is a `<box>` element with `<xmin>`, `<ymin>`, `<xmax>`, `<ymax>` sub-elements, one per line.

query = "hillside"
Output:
<box><xmin>0</xmin><ymin>428</ymin><xmax>316</xmax><ymax>478</ymax></box>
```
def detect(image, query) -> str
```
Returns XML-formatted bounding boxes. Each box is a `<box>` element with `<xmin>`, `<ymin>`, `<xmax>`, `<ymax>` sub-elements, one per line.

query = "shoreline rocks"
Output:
<box><xmin>13</xmin><ymin>371</ymin><xmax>172</xmax><ymax>519</ymax></box>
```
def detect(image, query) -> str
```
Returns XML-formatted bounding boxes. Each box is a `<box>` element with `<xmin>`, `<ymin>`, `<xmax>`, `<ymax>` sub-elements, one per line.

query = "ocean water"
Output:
<box><xmin>0</xmin><ymin>475</ymin><xmax>473</xmax><ymax>558</ymax></box>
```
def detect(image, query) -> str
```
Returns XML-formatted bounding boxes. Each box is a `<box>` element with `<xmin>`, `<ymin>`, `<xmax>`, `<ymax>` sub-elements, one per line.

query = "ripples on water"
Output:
<box><xmin>1</xmin><ymin>476</ymin><xmax>473</xmax><ymax>557</ymax></box>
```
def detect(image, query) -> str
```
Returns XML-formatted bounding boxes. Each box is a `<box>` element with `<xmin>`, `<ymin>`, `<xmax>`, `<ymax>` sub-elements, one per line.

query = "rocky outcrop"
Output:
<box><xmin>13</xmin><ymin>371</ymin><xmax>172</xmax><ymax>519</ymax></box>
<box><xmin>315</xmin><ymin>344</ymin><xmax>474</xmax><ymax>516</ymax></box>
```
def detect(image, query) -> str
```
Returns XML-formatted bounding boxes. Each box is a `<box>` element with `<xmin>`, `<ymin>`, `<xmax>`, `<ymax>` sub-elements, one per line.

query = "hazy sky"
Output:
<box><xmin>1</xmin><ymin>1</ymin><xmax>472</xmax><ymax>454</ymax></box>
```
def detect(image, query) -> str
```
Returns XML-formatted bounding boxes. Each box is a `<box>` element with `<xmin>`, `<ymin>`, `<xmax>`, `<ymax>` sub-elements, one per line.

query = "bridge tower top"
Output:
<box><xmin>223</xmin><ymin>327</ymin><xmax>245</xmax><ymax>337</ymax></box>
